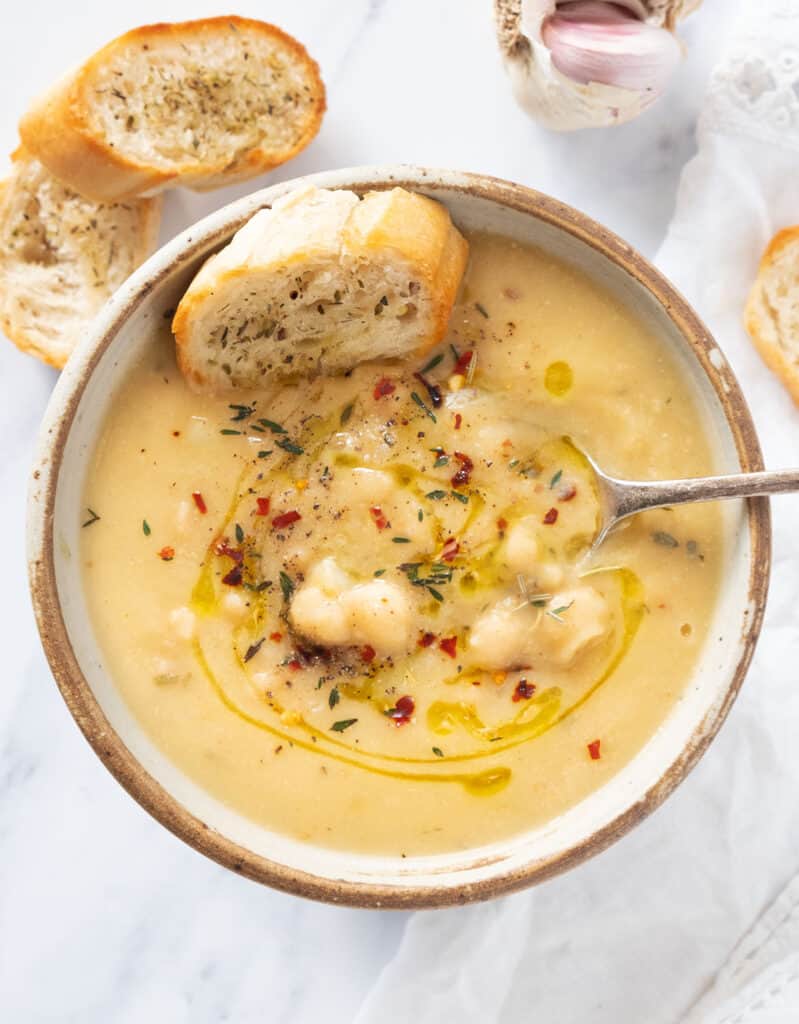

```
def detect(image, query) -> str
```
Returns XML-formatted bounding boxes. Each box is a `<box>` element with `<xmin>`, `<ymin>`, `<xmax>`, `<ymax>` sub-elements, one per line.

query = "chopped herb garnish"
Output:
<box><xmin>428</xmin><ymin>587</ymin><xmax>444</xmax><ymax>603</ymax></box>
<box><xmin>550</xmin><ymin>469</ymin><xmax>563</xmax><ymax>489</ymax></box>
<box><xmin>276</xmin><ymin>438</ymin><xmax>304</xmax><ymax>455</ymax></box>
<box><xmin>411</xmin><ymin>391</ymin><xmax>437</xmax><ymax>423</ymax></box>
<box><xmin>432</xmin><ymin>746</ymin><xmax>444</xmax><ymax>757</ymax></box>
<box><xmin>244</xmin><ymin>638</ymin><xmax>264</xmax><ymax>663</ymax></box>
<box><xmin>142</xmin><ymin>519</ymin><xmax>151</xmax><ymax>536</ymax></box>
<box><xmin>425</xmin><ymin>489</ymin><xmax>447</xmax><ymax>500</ymax></box>
<box><xmin>220</xmin><ymin>428</ymin><xmax>242</xmax><ymax>436</ymax></box>
<box><xmin>328</xmin><ymin>686</ymin><xmax>340</xmax><ymax>709</ymax></box>
<box><xmin>421</xmin><ymin>352</ymin><xmax>444</xmax><ymax>374</ymax></box>
<box><xmin>418</xmin><ymin>509</ymin><xmax>424</xmax><ymax>521</ymax></box>
<box><xmin>249</xmin><ymin>424</ymin><xmax>266</xmax><ymax>433</ymax></box>
<box><xmin>451</xmin><ymin>490</ymin><xmax>469</xmax><ymax>504</ymax></box>
<box><xmin>330</xmin><ymin>718</ymin><xmax>357</xmax><ymax>733</ymax></box>
<box><xmin>259</xmin><ymin>418</ymin><xmax>287</xmax><ymax>434</ymax></box>
<box><xmin>547</xmin><ymin>601</ymin><xmax>574</xmax><ymax>623</ymax></box>
<box><xmin>475</xmin><ymin>302</ymin><xmax>489</xmax><ymax>318</ymax></box>
<box><xmin>340</xmin><ymin>402</ymin><xmax>355</xmax><ymax>426</ymax></box>
<box><xmin>316</xmin><ymin>677</ymin><xmax>325</xmax><ymax>690</ymax></box>
<box><xmin>434</xmin><ymin>455</ymin><xmax>449</xmax><ymax>468</ymax></box>
<box><xmin>508</xmin><ymin>459</ymin><xmax>520</xmax><ymax>469</ymax></box>
<box><xmin>279</xmin><ymin>571</ymin><xmax>295</xmax><ymax>602</ymax></box>
<box><xmin>229</xmin><ymin>403</ymin><xmax>255</xmax><ymax>421</ymax></box>
<box><xmin>392</xmin><ymin>536</ymin><xmax>411</xmax><ymax>544</ymax></box>
<box><xmin>374</xmin><ymin>568</ymin><xmax>386</xmax><ymax>577</ymax></box>
<box><xmin>81</xmin><ymin>508</ymin><xmax>101</xmax><ymax>528</ymax></box>
<box><xmin>257</xmin><ymin>450</ymin><xmax>273</xmax><ymax>459</ymax></box>
<box><xmin>652</xmin><ymin>530</ymin><xmax>679</xmax><ymax>548</ymax></box>
<box><xmin>450</xmin><ymin>343</ymin><xmax>460</xmax><ymax>363</ymax></box>
<box><xmin>235</xmin><ymin>523</ymin><xmax>245</xmax><ymax>544</ymax></box>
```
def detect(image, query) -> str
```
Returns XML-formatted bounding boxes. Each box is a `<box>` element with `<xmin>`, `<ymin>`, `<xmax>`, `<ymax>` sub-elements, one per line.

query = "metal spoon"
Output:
<box><xmin>584</xmin><ymin>451</ymin><xmax>797</xmax><ymax>551</ymax></box>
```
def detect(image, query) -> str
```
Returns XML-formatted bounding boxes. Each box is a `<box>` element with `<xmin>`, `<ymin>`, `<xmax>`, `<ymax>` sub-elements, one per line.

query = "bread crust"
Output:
<box><xmin>744</xmin><ymin>226</ymin><xmax>799</xmax><ymax>405</ymax></box>
<box><xmin>19</xmin><ymin>16</ymin><xmax>326</xmax><ymax>202</ymax></box>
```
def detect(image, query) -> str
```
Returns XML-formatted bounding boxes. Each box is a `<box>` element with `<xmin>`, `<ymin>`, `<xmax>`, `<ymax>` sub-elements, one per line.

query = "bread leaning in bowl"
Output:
<box><xmin>19</xmin><ymin>16</ymin><xmax>326</xmax><ymax>203</ymax></box>
<box><xmin>0</xmin><ymin>149</ymin><xmax>161</xmax><ymax>369</ymax></box>
<box><xmin>172</xmin><ymin>185</ymin><xmax>470</xmax><ymax>393</ymax></box>
<box><xmin>744</xmin><ymin>226</ymin><xmax>799</xmax><ymax>405</ymax></box>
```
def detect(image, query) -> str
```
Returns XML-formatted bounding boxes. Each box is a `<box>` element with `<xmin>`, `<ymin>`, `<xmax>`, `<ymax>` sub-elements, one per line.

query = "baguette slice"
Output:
<box><xmin>744</xmin><ymin>227</ymin><xmax>799</xmax><ymax>405</ymax></box>
<box><xmin>173</xmin><ymin>185</ymin><xmax>470</xmax><ymax>393</ymax></box>
<box><xmin>19</xmin><ymin>16</ymin><xmax>326</xmax><ymax>203</ymax></box>
<box><xmin>0</xmin><ymin>149</ymin><xmax>161</xmax><ymax>368</ymax></box>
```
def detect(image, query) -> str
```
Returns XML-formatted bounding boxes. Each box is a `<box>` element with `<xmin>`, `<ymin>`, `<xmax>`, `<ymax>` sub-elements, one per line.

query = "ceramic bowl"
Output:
<box><xmin>28</xmin><ymin>167</ymin><xmax>770</xmax><ymax>908</ymax></box>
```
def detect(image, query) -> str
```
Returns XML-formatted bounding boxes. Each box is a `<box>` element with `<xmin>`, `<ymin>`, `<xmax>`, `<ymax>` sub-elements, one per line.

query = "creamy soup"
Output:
<box><xmin>82</xmin><ymin>233</ymin><xmax>722</xmax><ymax>856</ymax></box>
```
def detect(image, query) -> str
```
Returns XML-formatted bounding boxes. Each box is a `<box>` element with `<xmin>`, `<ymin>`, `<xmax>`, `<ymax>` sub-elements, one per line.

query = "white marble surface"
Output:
<box><xmin>0</xmin><ymin>1</ymin><xmax>733</xmax><ymax>1020</ymax></box>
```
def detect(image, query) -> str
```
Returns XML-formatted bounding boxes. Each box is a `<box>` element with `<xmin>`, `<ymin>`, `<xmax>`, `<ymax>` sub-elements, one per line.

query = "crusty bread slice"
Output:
<box><xmin>0</xmin><ymin>149</ymin><xmax>161</xmax><ymax>368</ymax></box>
<box><xmin>19</xmin><ymin>16</ymin><xmax>326</xmax><ymax>203</ymax></box>
<box><xmin>744</xmin><ymin>227</ymin><xmax>799</xmax><ymax>405</ymax></box>
<box><xmin>173</xmin><ymin>185</ymin><xmax>469</xmax><ymax>393</ymax></box>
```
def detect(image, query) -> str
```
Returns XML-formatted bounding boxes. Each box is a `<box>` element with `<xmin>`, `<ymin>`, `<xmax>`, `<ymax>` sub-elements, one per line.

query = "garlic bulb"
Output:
<box><xmin>495</xmin><ymin>0</ymin><xmax>704</xmax><ymax>130</ymax></box>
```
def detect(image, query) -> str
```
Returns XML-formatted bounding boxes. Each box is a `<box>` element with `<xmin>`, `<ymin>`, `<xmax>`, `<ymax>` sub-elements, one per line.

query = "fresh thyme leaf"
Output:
<box><xmin>547</xmin><ymin>600</ymin><xmax>574</xmax><ymax>623</ymax></box>
<box><xmin>220</xmin><ymin>429</ymin><xmax>242</xmax><ymax>436</ymax></box>
<box><xmin>421</xmin><ymin>352</ymin><xmax>444</xmax><ymax>374</ymax></box>
<box><xmin>418</xmin><ymin>509</ymin><xmax>424</xmax><ymax>521</ymax></box>
<box><xmin>235</xmin><ymin>523</ymin><xmax>244</xmax><ymax>544</ymax></box>
<box><xmin>82</xmin><ymin>508</ymin><xmax>101</xmax><ymax>528</ymax></box>
<box><xmin>373</xmin><ymin>568</ymin><xmax>386</xmax><ymax>577</ymax></box>
<box><xmin>450</xmin><ymin>490</ymin><xmax>469</xmax><ymax>504</ymax></box>
<box><xmin>411</xmin><ymin>391</ymin><xmax>437</xmax><ymax>423</ymax></box>
<box><xmin>652</xmin><ymin>530</ymin><xmax>679</xmax><ymax>548</ymax></box>
<box><xmin>279</xmin><ymin>571</ymin><xmax>295</xmax><ymax>602</ymax></box>
<box><xmin>450</xmin><ymin>343</ymin><xmax>460</xmax><ymax>363</ymax></box>
<box><xmin>434</xmin><ymin>455</ymin><xmax>449</xmax><ymax>468</ymax></box>
<box><xmin>549</xmin><ymin>469</ymin><xmax>563</xmax><ymax>489</ymax></box>
<box><xmin>316</xmin><ymin>677</ymin><xmax>325</xmax><ymax>690</ymax></box>
<box><xmin>508</xmin><ymin>458</ymin><xmax>520</xmax><ymax>469</ymax></box>
<box><xmin>250</xmin><ymin>424</ymin><xmax>266</xmax><ymax>433</ymax></box>
<box><xmin>328</xmin><ymin>686</ymin><xmax>340</xmax><ymax>709</ymax></box>
<box><xmin>259</xmin><ymin>418</ymin><xmax>287</xmax><ymax>434</ymax></box>
<box><xmin>425</xmin><ymin>489</ymin><xmax>447</xmax><ymax>500</ymax></box>
<box><xmin>339</xmin><ymin>402</ymin><xmax>355</xmax><ymax>426</ymax></box>
<box><xmin>330</xmin><ymin>718</ymin><xmax>357</xmax><ymax>732</ymax></box>
<box><xmin>427</xmin><ymin>587</ymin><xmax>444</xmax><ymax>603</ymax></box>
<box><xmin>229</xmin><ymin>403</ymin><xmax>255</xmax><ymax>421</ymax></box>
<box><xmin>276</xmin><ymin>438</ymin><xmax>304</xmax><ymax>455</ymax></box>
<box><xmin>142</xmin><ymin>519</ymin><xmax>151</xmax><ymax>536</ymax></box>
<box><xmin>244</xmin><ymin>638</ymin><xmax>264</xmax><ymax>662</ymax></box>
<box><xmin>392</xmin><ymin>536</ymin><xmax>411</xmax><ymax>544</ymax></box>
<box><xmin>474</xmin><ymin>301</ymin><xmax>489</xmax><ymax>318</ymax></box>
<box><xmin>257</xmin><ymin>450</ymin><xmax>273</xmax><ymax>459</ymax></box>
<box><xmin>432</xmin><ymin>746</ymin><xmax>444</xmax><ymax>757</ymax></box>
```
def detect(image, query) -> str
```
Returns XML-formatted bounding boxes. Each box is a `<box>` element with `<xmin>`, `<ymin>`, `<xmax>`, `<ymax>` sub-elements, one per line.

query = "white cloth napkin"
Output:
<box><xmin>355</xmin><ymin>2</ymin><xmax>799</xmax><ymax>1021</ymax></box>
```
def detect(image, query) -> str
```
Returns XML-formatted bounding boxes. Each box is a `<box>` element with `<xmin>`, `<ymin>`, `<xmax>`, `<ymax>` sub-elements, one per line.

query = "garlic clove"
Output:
<box><xmin>495</xmin><ymin>0</ymin><xmax>703</xmax><ymax>131</ymax></box>
<box><xmin>542</xmin><ymin>2</ymin><xmax>681</xmax><ymax>94</ymax></box>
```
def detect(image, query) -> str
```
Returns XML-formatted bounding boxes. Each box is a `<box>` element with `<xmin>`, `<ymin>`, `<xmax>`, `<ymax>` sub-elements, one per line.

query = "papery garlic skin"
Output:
<box><xmin>495</xmin><ymin>0</ymin><xmax>703</xmax><ymax>131</ymax></box>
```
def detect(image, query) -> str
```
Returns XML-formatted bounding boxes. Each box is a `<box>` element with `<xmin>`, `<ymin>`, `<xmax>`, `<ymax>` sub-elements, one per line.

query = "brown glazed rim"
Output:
<box><xmin>28</xmin><ymin>167</ymin><xmax>771</xmax><ymax>909</ymax></box>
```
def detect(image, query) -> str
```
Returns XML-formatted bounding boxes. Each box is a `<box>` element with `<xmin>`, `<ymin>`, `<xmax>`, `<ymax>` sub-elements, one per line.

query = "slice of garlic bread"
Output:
<box><xmin>745</xmin><ymin>226</ymin><xmax>799</xmax><ymax>405</ymax></box>
<box><xmin>19</xmin><ymin>16</ymin><xmax>325</xmax><ymax>203</ymax></box>
<box><xmin>172</xmin><ymin>185</ymin><xmax>470</xmax><ymax>393</ymax></box>
<box><xmin>0</xmin><ymin>149</ymin><xmax>161</xmax><ymax>368</ymax></box>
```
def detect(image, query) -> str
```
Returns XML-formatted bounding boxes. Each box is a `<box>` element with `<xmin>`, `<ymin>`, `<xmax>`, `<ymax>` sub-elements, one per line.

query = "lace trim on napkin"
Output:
<box><xmin>700</xmin><ymin>0</ymin><xmax>799</xmax><ymax>150</ymax></box>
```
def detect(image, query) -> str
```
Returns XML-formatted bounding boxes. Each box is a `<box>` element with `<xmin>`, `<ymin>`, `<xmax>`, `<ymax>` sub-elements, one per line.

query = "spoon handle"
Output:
<box><xmin>614</xmin><ymin>468</ymin><xmax>799</xmax><ymax>518</ymax></box>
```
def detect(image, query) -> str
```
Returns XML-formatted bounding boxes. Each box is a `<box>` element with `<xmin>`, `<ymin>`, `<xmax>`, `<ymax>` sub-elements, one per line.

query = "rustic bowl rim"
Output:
<box><xmin>27</xmin><ymin>165</ymin><xmax>771</xmax><ymax>909</ymax></box>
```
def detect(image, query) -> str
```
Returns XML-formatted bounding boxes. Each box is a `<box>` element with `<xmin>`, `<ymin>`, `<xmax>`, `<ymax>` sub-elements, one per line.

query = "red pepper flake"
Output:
<box><xmin>272</xmin><ymin>510</ymin><xmax>301</xmax><ymax>530</ymax></box>
<box><xmin>454</xmin><ymin>413</ymin><xmax>462</xmax><ymax>430</ymax></box>
<box><xmin>543</xmin><ymin>507</ymin><xmax>559</xmax><ymax>525</ymax></box>
<box><xmin>512</xmin><ymin>679</ymin><xmax>537</xmax><ymax>702</ymax></box>
<box><xmin>269</xmin><ymin>632</ymin><xmax>283</xmax><ymax>642</ymax></box>
<box><xmin>451</xmin><ymin>451</ymin><xmax>474</xmax><ymax>488</ymax></box>
<box><xmin>439</xmin><ymin>636</ymin><xmax>457</xmax><ymax>658</ymax></box>
<box><xmin>255</xmin><ymin>497</ymin><xmax>271</xmax><ymax>516</ymax></box>
<box><xmin>558</xmin><ymin>485</ymin><xmax>577</xmax><ymax>502</ymax></box>
<box><xmin>588</xmin><ymin>739</ymin><xmax>602</xmax><ymax>760</ymax></box>
<box><xmin>418</xmin><ymin>632</ymin><xmax>436</xmax><ymax>648</ymax></box>
<box><xmin>215</xmin><ymin>538</ymin><xmax>243</xmax><ymax>563</ymax></box>
<box><xmin>454</xmin><ymin>349</ymin><xmax>474</xmax><ymax>377</ymax></box>
<box><xmin>370</xmin><ymin>506</ymin><xmax>389</xmax><ymax>531</ymax></box>
<box><xmin>361</xmin><ymin>644</ymin><xmax>376</xmax><ymax>663</ymax></box>
<box><xmin>386</xmin><ymin>695</ymin><xmax>415</xmax><ymax>726</ymax></box>
<box><xmin>158</xmin><ymin>546</ymin><xmax>175</xmax><ymax>561</ymax></box>
<box><xmin>497</xmin><ymin>517</ymin><xmax>508</xmax><ymax>532</ymax></box>
<box><xmin>441</xmin><ymin>537</ymin><xmax>460</xmax><ymax>562</ymax></box>
<box><xmin>192</xmin><ymin>491</ymin><xmax>207</xmax><ymax>514</ymax></box>
<box><xmin>222</xmin><ymin>564</ymin><xmax>243</xmax><ymax>586</ymax></box>
<box><xmin>373</xmin><ymin>377</ymin><xmax>396</xmax><ymax>400</ymax></box>
<box><xmin>288</xmin><ymin>659</ymin><xmax>302</xmax><ymax>672</ymax></box>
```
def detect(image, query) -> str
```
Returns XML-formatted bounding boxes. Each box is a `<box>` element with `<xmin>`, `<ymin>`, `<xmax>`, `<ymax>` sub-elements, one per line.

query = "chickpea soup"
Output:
<box><xmin>82</xmin><ymin>233</ymin><xmax>722</xmax><ymax>856</ymax></box>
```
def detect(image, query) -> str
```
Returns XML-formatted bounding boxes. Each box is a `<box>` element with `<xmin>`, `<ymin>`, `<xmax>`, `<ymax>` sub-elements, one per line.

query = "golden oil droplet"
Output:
<box><xmin>545</xmin><ymin>361</ymin><xmax>574</xmax><ymax>397</ymax></box>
